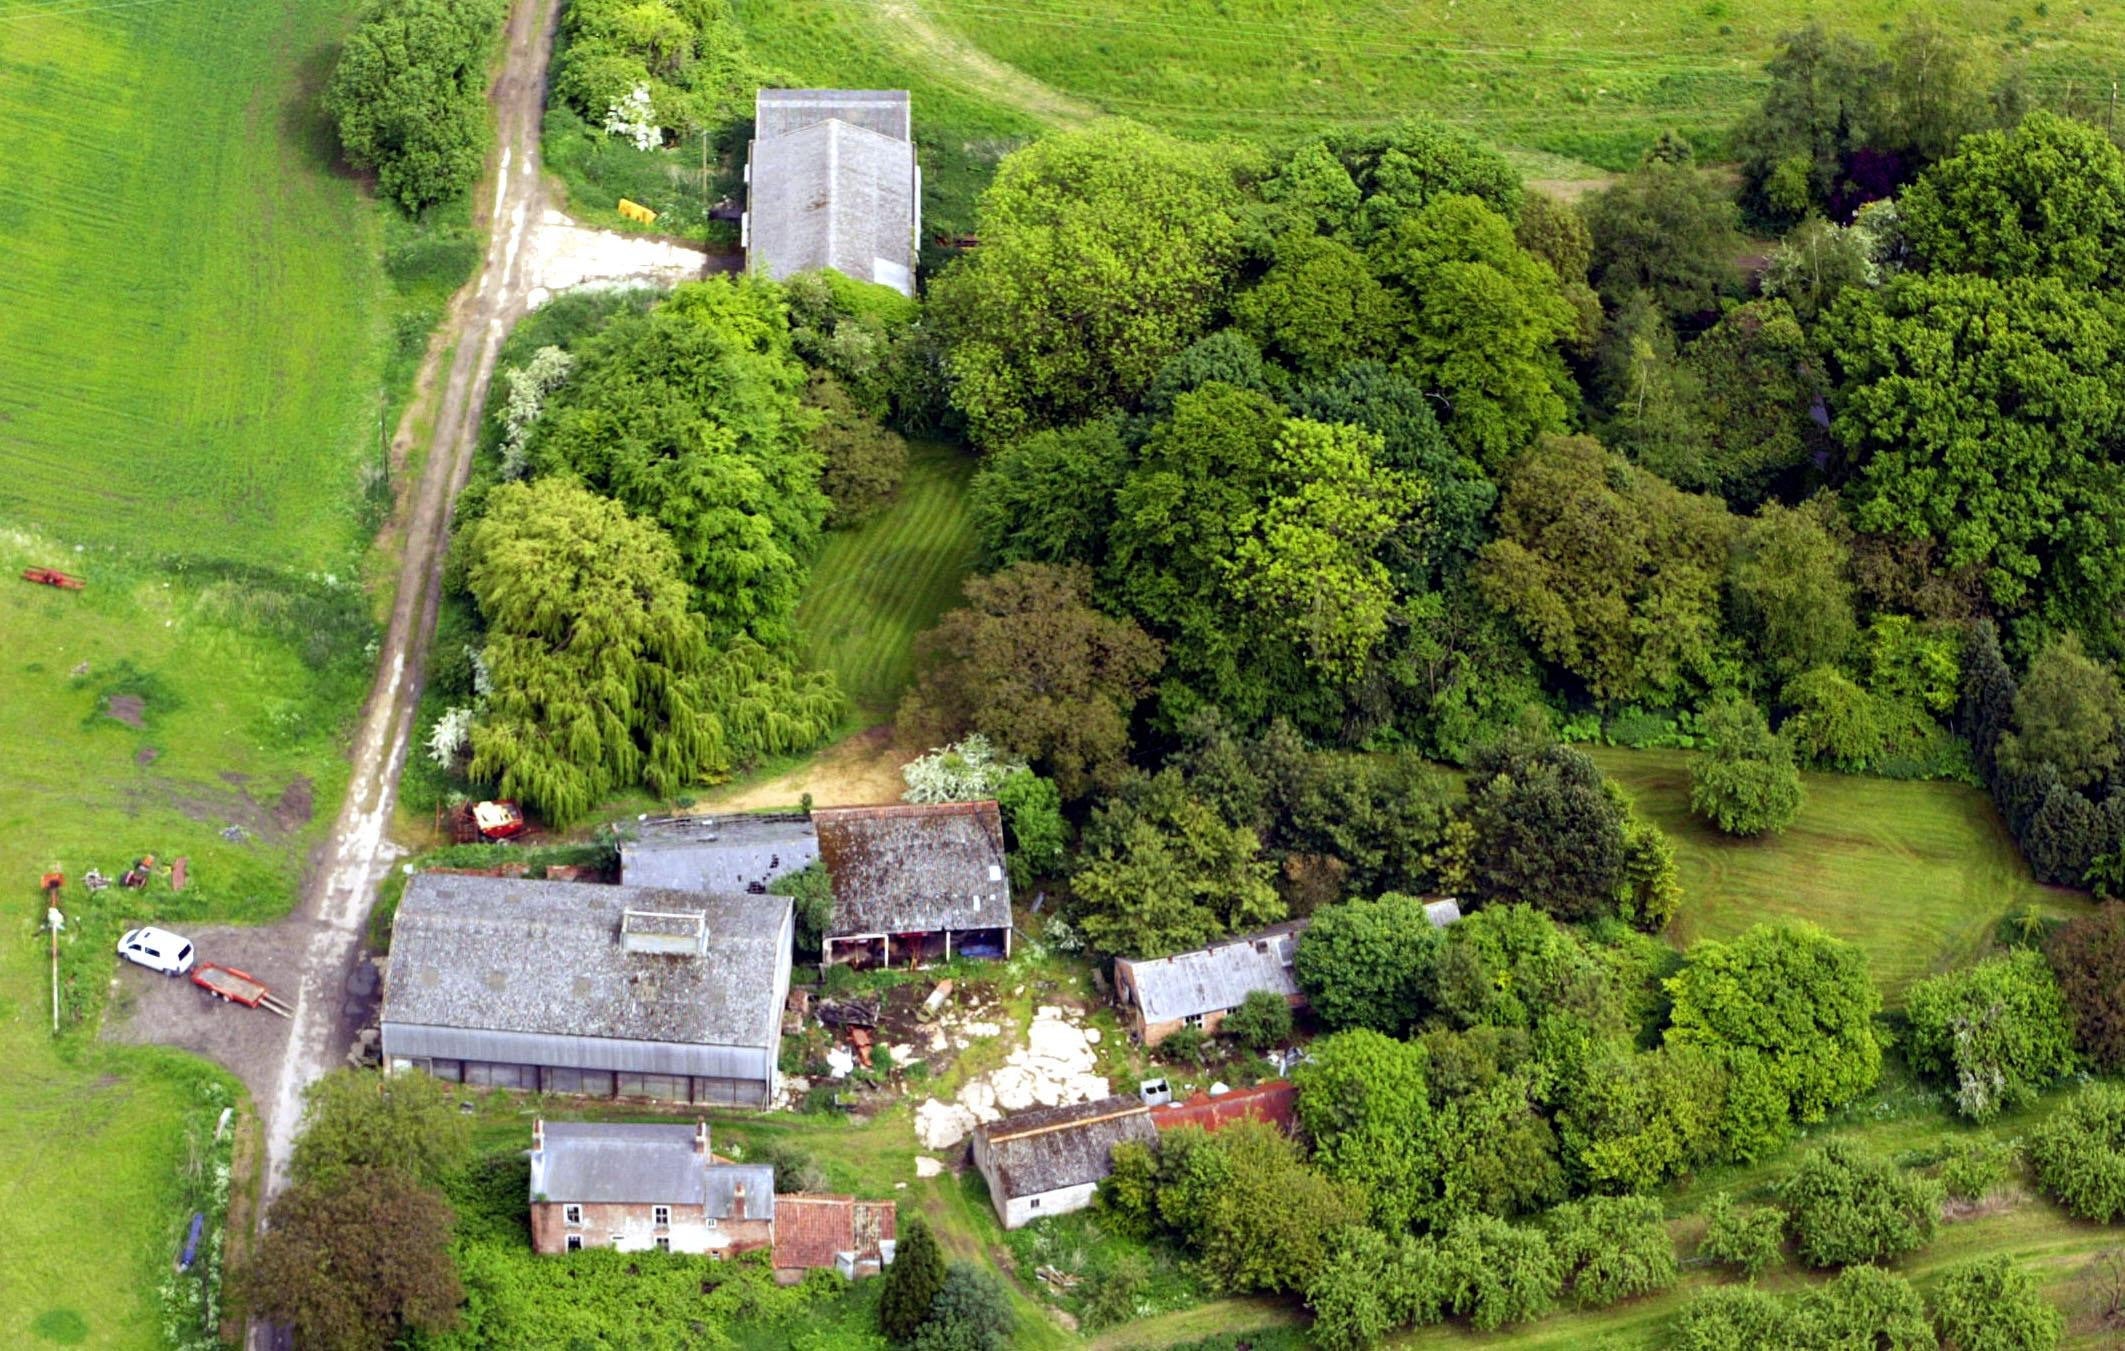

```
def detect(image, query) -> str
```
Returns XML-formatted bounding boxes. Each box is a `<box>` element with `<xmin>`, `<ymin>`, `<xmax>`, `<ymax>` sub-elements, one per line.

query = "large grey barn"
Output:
<box><xmin>743</xmin><ymin>89</ymin><xmax>920</xmax><ymax>295</ymax></box>
<box><xmin>380</xmin><ymin>875</ymin><xmax>793</xmax><ymax>1106</ymax></box>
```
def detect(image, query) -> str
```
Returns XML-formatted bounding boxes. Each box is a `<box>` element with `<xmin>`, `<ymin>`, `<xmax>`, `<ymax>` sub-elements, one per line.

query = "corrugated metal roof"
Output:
<box><xmin>1117</xmin><ymin>921</ymin><xmax>1309</xmax><ymax>1023</ymax></box>
<box><xmin>380</xmin><ymin>1023</ymin><xmax>770</xmax><ymax>1080</ymax></box>
<box><xmin>977</xmin><ymin>1096</ymin><xmax>1159</xmax><ymax>1199</ymax></box>
<box><xmin>620</xmin><ymin>814</ymin><xmax>819</xmax><ymax>894</ymax></box>
<box><xmin>746</xmin><ymin>89</ymin><xmax>918</xmax><ymax>295</ymax></box>
<box><xmin>1424</xmin><ymin>898</ymin><xmax>1463</xmax><ymax>926</ymax></box>
<box><xmin>813</xmin><ymin>802</ymin><xmax>1010</xmax><ymax>938</ymax></box>
<box><xmin>380</xmin><ymin>875</ymin><xmax>790</xmax><ymax>1052</ymax></box>
<box><xmin>530</xmin><ymin>1122</ymin><xmax>774</xmax><ymax>1216</ymax></box>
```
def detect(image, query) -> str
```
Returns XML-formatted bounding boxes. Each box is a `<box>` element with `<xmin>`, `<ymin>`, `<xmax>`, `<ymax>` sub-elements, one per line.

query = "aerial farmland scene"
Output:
<box><xmin>8</xmin><ymin>0</ymin><xmax>2125</xmax><ymax>1346</ymax></box>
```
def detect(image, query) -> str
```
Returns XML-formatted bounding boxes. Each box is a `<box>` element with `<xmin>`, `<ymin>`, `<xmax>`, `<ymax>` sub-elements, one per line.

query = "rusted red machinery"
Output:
<box><xmin>192</xmin><ymin>963</ymin><xmax>293</xmax><ymax>1018</ymax></box>
<box><xmin>21</xmin><ymin>567</ymin><xmax>85</xmax><ymax>590</ymax></box>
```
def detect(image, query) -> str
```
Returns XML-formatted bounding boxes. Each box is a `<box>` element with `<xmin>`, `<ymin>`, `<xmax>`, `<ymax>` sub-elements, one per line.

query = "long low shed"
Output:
<box><xmin>381</xmin><ymin>875</ymin><xmax>794</xmax><ymax>1106</ymax></box>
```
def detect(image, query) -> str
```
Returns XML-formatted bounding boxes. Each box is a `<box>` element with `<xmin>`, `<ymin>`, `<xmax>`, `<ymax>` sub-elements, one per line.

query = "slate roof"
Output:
<box><xmin>812</xmin><ymin>801</ymin><xmax>1012</xmax><ymax>938</ymax></box>
<box><xmin>747</xmin><ymin>89</ymin><xmax>918</xmax><ymax>295</ymax></box>
<box><xmin>772</xmin><ymin>1194</ymin><xmax>897</xmax><ymax>1269</ymax></box>
<box><xmin>381</xmin><ymin>875</ymin><xmax>790</xmax><ymax>1053</ymax></box>
<box><xmin>975</xmin><ymin>1096</ymin><xmax>1158</xmax><ymax>1200</ymax></box>
<box><xmin>1117</xmin><ymin>921</ymin><xmax>1308</xmax><ymax>1024</ymax></box>
<box><xmin>620</xmin><ymin>814</ymin><xmax>818</xmax><ymax>895</ymax></box>
<box><xmin>530</xmin><ymin>1122</ymin><xmax>774</xmax><ymax>1216</ymax></box>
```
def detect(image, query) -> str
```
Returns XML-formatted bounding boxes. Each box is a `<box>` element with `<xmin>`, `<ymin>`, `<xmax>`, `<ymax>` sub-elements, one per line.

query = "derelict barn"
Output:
<box><xmin>811</xmin><ymin>801</ymin><xmax>1012</xmax><ymax>968</ymax></box>
<box><xmin>743</xmin><ymin>89</ymin><xmax>921</xmax><ymax>296</ymax></box>
<box><xmin>380</xmin><ymin>875</ymin><xmax>793</xmax><ymax>1106</ymax></box>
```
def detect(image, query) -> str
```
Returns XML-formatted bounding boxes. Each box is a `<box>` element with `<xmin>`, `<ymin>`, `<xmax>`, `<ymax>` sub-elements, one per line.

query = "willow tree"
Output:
<box><xmin>464</xmin><ymin>478</ymin><xmax>838</xmax><ymax>823</ymax></box>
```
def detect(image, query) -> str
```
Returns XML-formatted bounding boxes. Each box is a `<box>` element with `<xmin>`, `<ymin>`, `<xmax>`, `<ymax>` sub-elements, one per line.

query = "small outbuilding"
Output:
<box><xmin>772</xmin><ymin>1194</ymin><xmax>898</xmax><ymax>1281</ymax></box>
<box><xmin>1111</xmin><ymin>921</ymin><xmax>1308</xmax><ymax>1048</ymax></box>
<box><xmin>744</xmin><ymin>88</ymin><xmax>920</xmax><ymax>296</ymax></box>
<box><xmin>528</xmin><ymin>1119</ymin><xmax>774</xmax><ymax>1256</ymax></box>
<box><xmin>380</xmin><ymin>875</ymin><xmax>793</xmax><ymax>1106</ymax></box>
<box><xmin>812</xmin><ymin>801</ymin><xmax>1012</xmax><ymax>968</ymax></box>
<box><xmin>971</xmin><ymin>1095</ymin><xmax>1159</xmax><ymax>1229</ymax></box>
<box><xmin>1150</xmin><ymin>1081</ymin><xmax>1298</xmax><ymax>1136</ymax></box>
<box><xmin>619</xmin><ymin>813</ymin><xmax>818</xmax><ymax>894</ymax></box>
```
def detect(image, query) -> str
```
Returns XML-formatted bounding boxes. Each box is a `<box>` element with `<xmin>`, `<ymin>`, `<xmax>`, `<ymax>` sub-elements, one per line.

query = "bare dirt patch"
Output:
<box><xmin>273</xmin><ymin>776</ymin><xmax>314</xmax><ymax>832</ymax></box>
<box><xmin>704</xmin><ymin>724</ymin><xmax>911</xmax><ymax>810</ymax></box>
<box><xmin>104</xmin><ymin>693</ymin><xmax>145</xmax><ymax>727</ymax></box>
<box><xmin>135</xmin><ymin>746</ymin><xmax>160</xmax><ymax>766</ymax></box>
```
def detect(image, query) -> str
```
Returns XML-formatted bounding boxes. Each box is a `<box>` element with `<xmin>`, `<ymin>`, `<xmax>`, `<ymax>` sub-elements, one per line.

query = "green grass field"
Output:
<box><xmin>0</xmin><ymin>0</ymin><xmax>395</xmax><ymax>571</ymax></box>
<box><xmin>796</xmin><ymin>440</ymin><xmax>980</xmax><ymax>723</ymax></box>
<box><xmin>736</xmin><ymin>0</ymin><xmax>2125</xmax><ymax>178</ymax></box>
<box><xmin>1591</xmin><ymin>748</ymin><xmax>2096</xmax><ymax>1001</ymax></box>
<box><xmin>0</xmin><ymin>531</ymin><xmax>374</xmax><ymax>1349</ymax></box>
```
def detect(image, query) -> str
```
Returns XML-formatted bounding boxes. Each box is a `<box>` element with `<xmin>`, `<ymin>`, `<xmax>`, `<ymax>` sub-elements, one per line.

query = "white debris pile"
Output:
<box><xmin>914</xmin><ymin>1006</ymin><xmax>1109</xmax><ymax>1151</ymax></box>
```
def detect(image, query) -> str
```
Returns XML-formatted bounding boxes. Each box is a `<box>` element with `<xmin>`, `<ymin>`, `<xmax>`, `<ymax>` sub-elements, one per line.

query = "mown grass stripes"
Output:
<box><xmin>796</xmin><ymin>439</ymin><xmax>980</xmax><ymax>722</ymax></box>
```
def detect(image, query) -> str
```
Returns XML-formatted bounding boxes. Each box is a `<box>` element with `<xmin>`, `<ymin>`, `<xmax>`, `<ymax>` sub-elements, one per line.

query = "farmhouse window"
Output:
<box><xmin>653</xmin><ymin>1205</ymin><xmax>670</xmax><ymax>1228</ymax></box>
<box><xmin>654</xmin><ymin>1236</ymin><xmax>671</xmax><ymax>1252</ymax></box>
<box><xmin>705</xmin><ymin>1217</ymin><xmax>719</xmax><ymax>1231</ymax></box>
<box><xmin>565</xmin><ymin>1235</ymin><xmax>582</xmax><ymax>1253</ymax></box>
<box><xmin>563</xmin><ymin>1205</ymin><xmax>582</xmax><ymax>1226</ymax></box>
<box><xmin>1183</xmin><ymin>1013</ymin><xmax>1205</xmax><ymax>1029</ymax></box>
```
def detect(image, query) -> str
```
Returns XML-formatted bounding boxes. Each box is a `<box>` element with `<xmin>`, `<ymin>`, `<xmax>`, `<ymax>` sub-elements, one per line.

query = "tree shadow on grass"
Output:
<box><xmin>30</xmin><ymin>1309</ymin><xmax>89</xmax><ymax>1344</ymax></box>
<box><xmin>281</xmin><ymin>41</ymin><xmax>369</xmax><ymax>190</ymax></box>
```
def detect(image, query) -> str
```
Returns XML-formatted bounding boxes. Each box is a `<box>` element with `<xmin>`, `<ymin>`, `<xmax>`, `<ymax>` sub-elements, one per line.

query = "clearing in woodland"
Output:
<box><xmin>0</xmin><ymin>0</ymin><xmax>392</xmax><ymax>569</ymax></box>
<box><xmin>1593</xmin><ymin>747</ymin><xmax>2095</xmax><ymax>1001</ymax></box>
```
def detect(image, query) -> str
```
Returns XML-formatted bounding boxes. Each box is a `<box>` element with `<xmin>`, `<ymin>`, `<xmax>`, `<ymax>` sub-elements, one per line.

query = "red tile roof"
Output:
<box><xmin>772</xmin><ymin>1194</ymin><xmax>897</xmax><ymax>1270</ymax></box>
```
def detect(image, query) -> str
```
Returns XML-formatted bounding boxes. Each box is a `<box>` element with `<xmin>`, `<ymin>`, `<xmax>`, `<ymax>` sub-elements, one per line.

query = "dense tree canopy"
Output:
<box><xmin>1900</xmin><ymin>111</ymin><xmax>2125</xmax><ymax>287</ymax></box>
<box><xmin>966</xmin><ymin>418</ymin><xmax>1131</xmax><ymax>570</ymax></box>
<box><xmin>290</xmin><ymin>1069</ymin><xmax>470</xmax><ymax>1190</ymax></box>
<box><xmin>2028</xmin><ymin>1083</ymin><xmax>2125</xmax><ymax>1224</ymax></box>
<box><xmin>899</xmin><ymin>562</ymin><xmax>1162</xmax><ymax>799</ymax></box>
<box><xmin>1996</xmin><ymin>633</ymin><xmax>2124</xmax><ymax>789</ymax></box>
<box><xmin>1477</xmin><ymin>435</ymin><xmax>1733</xmax><ymax>705</ymax></box>
<box><xmin>1665</xmin><ymin>924</ymin><xmax>1883</xmax><ymax>1159</ymax></box>
<box><xmin>933</xmin><ymin>122</ymin><xmax>1246</xmax><ymax>446</ymax></box>
<box><xmin>1932</xmin><ymin>1257</ymin><xmax>2064</xmax><ymax>1351</ymax></box>
<box><xmin>463</xmin><ymin>479</ymin><xmax>837</xmax><ymax>823</ymax></box>
<box><xmin>1777</xmin><ymin>1140</ymin><xmax>1941</xmax><ymax>1268</ymax></box>
<box><xmin>1460</xmin><ymin>740</ymin><xmax>1628</xmax><ymax>921</ymax></box>
<box><xmin>2046</xmin><ymin>906</ymin><xmax>2125</xmax><ymax>1070</ymax></box>
<box><xmin>1370</xmin><ymin>195</ymin><xmax>1577</xmax><ymax>466</ymax></box>
<box><xmin>528</xmin><ymin>278</ymin><xmax>826</xmax><ymax>647</ymax></box>
<box><xmin>325</xmin><ymin>0</ymin><xmax>503</xmax><ymax>211</ymax></box>
<box><xmin>1294</xmin><ymin>895</ymin><xmax>1447</xmax><ymax>1035</ymax></box>
<box><xmin>1820</xmin><ymin>272</ymin><xmax>2125</xmax><ymax>641</ymax></box>
<box><xmin>237</xmin><ymin>1168</ymin><xmax>462</xmax><ymax>1351</ymax></box>
<box><xmin>1582</xmin><ymin>148</ymin><xmax>1742</xmax><ymax>325</ymax></box>
<box><xmin>1070</xmin><ymin>768</ymin><xmax>1282</xmax><ymax>957</ymax></box>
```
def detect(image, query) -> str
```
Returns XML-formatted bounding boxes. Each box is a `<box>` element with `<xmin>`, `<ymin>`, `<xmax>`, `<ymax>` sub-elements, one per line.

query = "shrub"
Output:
<box><xmin>1777</xmin><ymin>1141</ymin><xmax>1940</xmax><ymax>1269</ymax></box>
<box><xmin>1902</xmin><ymin>950</ymin><xmax>2076</xmax><ymax>1120</ymax></box>
<box><xmin>1222</xmin><ymin>990</ymin><xmax>1295</xmax><ymax>1051</ymax></box>
<box><xmin>1672</xmin><ymin>1286</ymin><xmax>1796</xmax><ymax>1350</ymax></box>
<box><xmin>1546</xmin><ymin>1195</ymin><xmax>1677</xmax><ymax>1308</ymax></box>
<box><xmin>1937</xmin><ymin>1136</ymin><xmax>2015</xmax><ymax>1203</ymax></box>
<box><xmin>1794</xmin><ymin>1265</ymin><xmax>1931</xmax><ymax>1350</ymax></box>
<box><xmin>1932</xmin><ymin>1256</ymin><xmax>2063</xmax><ymax>1351</ymax></box>
<box><xmin>1437</xmin><ymin>1215</ymin><xmax>1561</xmax><ymax>1332</ymax></box>
<box><xmin>1698</xmin><ymin>1192</ymin><xmax>1785</xmax><ymax>1279</ymax></box>
<box><xmin>2028</xmin><ymin>1082</ymin><xmax>2125</xmax><ymax>1223</ymax></box>
<box><xmin>911</xmin><ymin>1261</ymin><xmax>1014</xmax><ymax>1351</ymax></box>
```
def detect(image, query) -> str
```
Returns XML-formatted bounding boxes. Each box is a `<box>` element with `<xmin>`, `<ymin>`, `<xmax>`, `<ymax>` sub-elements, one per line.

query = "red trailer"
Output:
<box><xmin>192</xmin><ymin>963</ymin><xmax>293</xmax><ymax>1017</ymax></box>
<box><xmin>21</xmin><ymin>567</ymin><xmax>85</xmax><ymax>590</ymax></box>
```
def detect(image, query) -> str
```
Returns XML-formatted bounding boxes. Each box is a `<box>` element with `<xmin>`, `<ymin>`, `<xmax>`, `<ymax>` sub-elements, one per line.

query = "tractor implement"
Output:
<box><xmin>191</xmin><ymin>963</ymin><xmax>294</xmax><ymax>1017</ymax></box>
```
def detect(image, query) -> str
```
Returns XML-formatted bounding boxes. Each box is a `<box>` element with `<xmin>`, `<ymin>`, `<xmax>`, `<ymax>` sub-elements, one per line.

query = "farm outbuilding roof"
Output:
<box><xmin>531</xmin><ymin>1121</ymin><xmax>775</xmax><ymax>1216</ymax></box>
<box><xmin>772</xmin><ymin>1194</ymin><xmax>897</xmax><ymax>1270</ymax></box>
<box><xmin>974</xmin><ymin>1096</ymin><xmax>1159</xmax><ymax>1200</ymax></box>
<box><xmin>619</xmin><ymin>813</ymin><xmax>818</xmax><ymax>895</ymax></box>
<box><xmin>811</xmin><ymin>801</ymin><xmax>1012</xmax><ymax>938</ymax></box>
<box><xmin>1424</xmin><ymin>897</ymin><xmax>1463</xmax><ymax>926</ymax></box>
<box><xmin>1116</xmin><ymin>921</ymin><xmax>1308</xmax><ymax>1024</ymax></box>
<box><xmin>380</xmin><ymin>875</ymin><xmax>791</xmax><ymax>1077</ymax></box>
<box><xmin>746</xmin><ymin>89</ymin><xmax>919</xmax><ymax>295</ymax></box>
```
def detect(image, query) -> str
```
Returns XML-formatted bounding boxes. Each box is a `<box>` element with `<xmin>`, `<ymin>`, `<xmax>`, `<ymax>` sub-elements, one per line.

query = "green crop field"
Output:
<box><xmin>796</xmin><ymin>440</ymin><xmax>980</xmax><ymax>723</ymax></box>
<box><xmin>1592</xmin><ymin>748</ymin><xmax>2096</xmax><ymax>1002</ymax></box>
<box><xmin>0</xmin><ymin>0</ymin><xmax>394</xmax><ymax>571</ymax></box>
<box><xmin>737</xmin><ymin>0</ymin><xmax>2125</xmax><ymax>179</ymax></box>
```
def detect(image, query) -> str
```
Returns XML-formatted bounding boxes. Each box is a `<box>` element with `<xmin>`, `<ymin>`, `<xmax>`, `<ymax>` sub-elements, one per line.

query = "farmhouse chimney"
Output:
<box><xmin>732</xmin><ymin>1180</ymin><xmax>748</xmax><ymax>1220</ymax></box>
<box><xmin>532</xmin><ymin>1118</ymin><xmax>545</xmax><ymax>1155</ymax></box>
<box><xmin>693</xmin><ymin>1119</ymin><xmax>709</xmax><ymax>1157</ymax></box>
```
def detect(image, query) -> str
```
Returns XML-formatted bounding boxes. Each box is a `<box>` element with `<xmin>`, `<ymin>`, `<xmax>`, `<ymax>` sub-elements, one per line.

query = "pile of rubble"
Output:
<box><xmin>915</xmin><ymin>1006</ymin><xmax>1107</xmax><ymax>1151</ymax></box>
